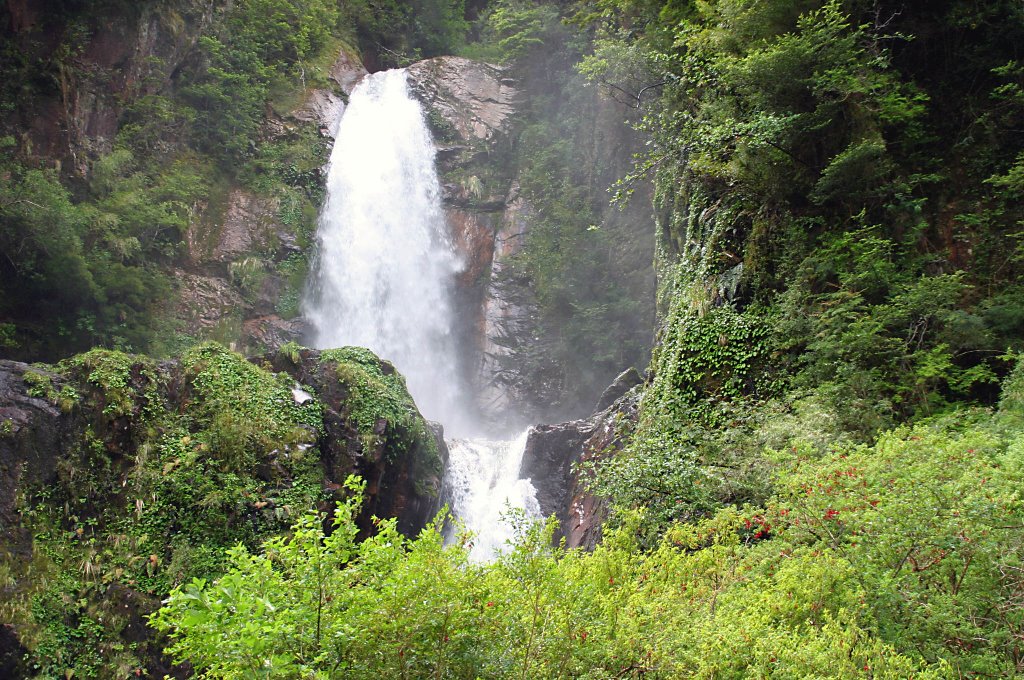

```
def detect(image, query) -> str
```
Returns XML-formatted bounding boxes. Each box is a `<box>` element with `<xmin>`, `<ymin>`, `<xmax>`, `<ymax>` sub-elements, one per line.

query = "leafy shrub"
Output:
<box><xmin>154</xmin><ymin>366</ymin><xmax>1024</xmax><ymax>677</ymax></box>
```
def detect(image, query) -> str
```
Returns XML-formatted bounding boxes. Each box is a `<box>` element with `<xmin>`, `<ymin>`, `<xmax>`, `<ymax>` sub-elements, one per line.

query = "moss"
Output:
<box><xmin>320</xmin><ymin>347</ymin><xmax>441</xmax><ymax>485</ymax></box>
<box><xmin>22</xmin><ymin>369</ymin><xmax>53</xmax><ymax>400</ymax></box>
<box><xmin>23</xmin><ymin>368</ymin><xmax>79</xmax><ymax>413</ymax></box>
<box><xmin>181</xmin><ymin>342</ymin><xmax>321</xmax><ymax>470</ymax></box>
<box><xmin>275</xmin><ymin>252</ymin><xmax>309</xmax><ymax>319</ymax></box>
<box><xmin>59</xmin><ymin>349</ymin><xmax>162</xmax><ymax>420</ymax></box>
<box><xmin>278</xmin><ymin>340</ymin><xmax>303</xmax><ymax>365</ymax></box>
<box><xmin>425</xmin><ymin>106</ymin><xmax>458</xmax><ymax>142</ymax></box>
<box><xmin>4</xmin><ymin>342</ymin><xmax>450</xmax><ymax>671</ymax></box>
<box><xmin>2</xmin><ymin>342</ymin><xmax>337</xmax><ymax>674</ymax></box>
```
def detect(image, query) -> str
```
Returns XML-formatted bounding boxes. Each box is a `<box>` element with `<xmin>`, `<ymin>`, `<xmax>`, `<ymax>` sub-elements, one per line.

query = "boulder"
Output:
<box><xmin>518</xmin><ymin>378</ymin><xmax>642</xmax><ymax>549</ymax></box>
<box><xmin>0</xmin><ymin>344</ymin><xmax>444</xmax><ymax>675</ymax></box>
<box><xmin>241</xmin><ymin>315</ymin><xmax>306</xmax><ymax>354</ymax></box>
<box><xmin>261</xmin><ymin>347</ymin><xmax>447</xmax><ymax>536</ymax></box>
<box><xmin>594</xmin><ymin>367</ymin><xmax>644</xmax><ymax>413</ymax></box>
<box><xmin>519</xmin><ymin>419</ymin><xmax>594</xmax><ymax>529</ymax></box>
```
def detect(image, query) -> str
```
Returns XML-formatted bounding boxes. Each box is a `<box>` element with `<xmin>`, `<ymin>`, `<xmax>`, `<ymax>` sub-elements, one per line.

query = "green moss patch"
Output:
<box><xmin>320</xmin><ymin>347</ymin><xmax>441</xmax><ymax>481</ymax></box>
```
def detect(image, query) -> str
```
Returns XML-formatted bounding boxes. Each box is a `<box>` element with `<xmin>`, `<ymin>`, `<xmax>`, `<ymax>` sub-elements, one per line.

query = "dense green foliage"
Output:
<box><xmin>569</xmin><ymin>0</ymin><xmax>1024</xmax><ymax>537</ymax></box>
<box><xmin>3</xmin><ymin>341</ymin><xmax>444</xmax><ymax>677</ymax></box>
<box><xmin>344</xmin><ymin>0</ymin><xmax>470</xmax><ymax>66</ymax></box>
<box><xmin>146</xmin><ymin>2</ymin><xmax>1024</xmax><ymax>676</ymax></box>
<box><xmin>155</xmin><ymin>366</ymin><xmax>1024</xmax><ymax>677</ymax></box>
<box><xmin>6</xmin><ymin>0</ymin><xmax>1024</xmax><ymax>676</ymax></box>
<box><xmin>0</xmin><ymin>142</ymin><xmax>176</xmax><ymax>359</ymax></box>
<box><xmin>2</xmin><ymin>344</ymin><xmax>327</xmax><ymax>676</ymax></box>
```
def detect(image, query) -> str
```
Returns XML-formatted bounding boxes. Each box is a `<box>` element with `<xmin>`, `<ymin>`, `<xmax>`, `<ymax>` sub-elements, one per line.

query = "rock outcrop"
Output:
<box><xmin>0</xmin><ymin>347</ymin><xmax>440</xmax><ymax>540</ymax></box>
<box><xmin>519</xmin><ymin>374</ymin><xmax>643</xmax><ymax>549</ymax></box>
<box><xmin>0</xmin><ymin>362</ymin><xmax>72</xmax><ymax>537</ymax></box>
<box><xmin>0</xmin><ymin>343</ymin><xmax>441</xmax><ymax>675</ymax></box>
<box><xmin>408</xmin><ymin>57</ymin><xmax>518</xmax><ymax>147</ymax></box>
<box><xmin>3</xmin><ymin>0</ymin><xmax>217</xmax><ymax>175</ymax></box>
<box><xmin>261</xmin><ymin>347</ymin><xmax>446</xmax><ymax>535</ymax></box>
<box><xmin>179</xmin><ymin>48</ymin><xmax>369</xmax><ymax>354</ymax></box>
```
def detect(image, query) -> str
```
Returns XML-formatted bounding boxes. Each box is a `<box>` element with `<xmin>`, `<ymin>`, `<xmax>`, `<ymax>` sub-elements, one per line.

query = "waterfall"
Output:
<box><xmin>444</xmin><ymin>431</ymin><xmax>541</xmax><ymax>561</ymax></box>
<box><xmin>303</xmin><ymin>68</ymin><xmax>540</xmax><ymax>559</ymax></box>
<box><xmin>303</xmin><ymin>68</ymin><xmax>464</xmax><ymax>428</ymax></box>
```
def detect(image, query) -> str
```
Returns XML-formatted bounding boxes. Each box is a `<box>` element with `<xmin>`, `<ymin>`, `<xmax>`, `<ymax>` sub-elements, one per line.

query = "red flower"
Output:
<box><xmin>824</xmin><ymin>508</ymin><xmax>840</xmax><ymax>520</ymax></box>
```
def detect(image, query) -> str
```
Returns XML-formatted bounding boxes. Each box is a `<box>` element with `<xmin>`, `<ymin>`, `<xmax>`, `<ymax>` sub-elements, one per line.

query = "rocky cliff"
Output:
<box><xmin>406</xmin><ymin>57</ymin><xmax>529</xmax><ymax>428</ymax></box>
<box><xmin>3</xmin><ymin>0</ymin><xmax>216</xmax><ymax>176</ymax></box>
<box><xmin>178</xmin><ymin>48</ymin><xmax>370</xmax><ymax>355</ymax></box>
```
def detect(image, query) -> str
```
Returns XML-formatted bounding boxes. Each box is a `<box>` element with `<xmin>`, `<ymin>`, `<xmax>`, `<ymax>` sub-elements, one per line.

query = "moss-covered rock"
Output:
<box><xmin>267</xmin><ymin>343</ymin><xmax>446</xmax><ymax>535</ymax></box>
<box><xmin>0</xmin><ymin>341</ymin><xmax>444</xmax><ymax>678</ymax></box>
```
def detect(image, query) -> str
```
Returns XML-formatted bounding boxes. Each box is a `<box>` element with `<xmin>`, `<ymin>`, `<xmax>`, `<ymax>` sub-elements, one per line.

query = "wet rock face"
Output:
<box><xmin>0</xmin><ymin>362</ymin><xmax>72</xmax><ymax>536</ymax></box>
<box><xmin>594</xmin><ymin>367</ymin><xmax>644</xmax><ymax>413</ymax></box>
<box><xmin>564</xmin><ymin>389</ymin><xmax>641</xmax><ymax>550</ymax></box>
<box><xmin>519</xmin><ymin>382</ymin><xmax>642</xmax><ymax>550</ymax></box>
<box><xmin>172</xmin><ymin>47</ymin><xmax>369</xmax><ymax>352</ymax></box>
<box><xmin>520</xmin><ymin>420</ymin><xmax>594</xmax><ymax>531</ymax></box>
<box><xmin>477</xmin><ymin>187</ymin><xmax>532</xmax><ymax>421</ymax></box>
<box><xmin>5</xmin><ymin>0</ymin><xmax>216</xmax><ymax>175</ymax></box>
<box><xmin>403</xmin><ymin>57</ymin><xmax>527</xmax><ymax>426</ymax></box>
<box><xmin>407</xmin><ymin>57</ymin><xmax>518</xmax><ymax>145</ymax></box>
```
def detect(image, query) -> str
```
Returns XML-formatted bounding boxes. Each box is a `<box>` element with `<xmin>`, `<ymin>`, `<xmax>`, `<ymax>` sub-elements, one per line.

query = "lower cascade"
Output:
<box><xmin>303</xmin><ymin>67</ymin><xmax>540</xmax><ymax>559</ymax></box>
<box><xmin>444</xmin><ymin>431</ymin><xmax>540</xmax><ymax>561</ymax></box>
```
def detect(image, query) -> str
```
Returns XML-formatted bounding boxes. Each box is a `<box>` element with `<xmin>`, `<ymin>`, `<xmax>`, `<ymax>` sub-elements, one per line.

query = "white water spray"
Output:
<box><xmin>444</xmin><ymin>430</ymin><xmax>540</xmax><ymax>561</ymax></box>
<box><xmin>304</xmin><ymin>68</ymin><xmax>540</xmax><ymax>559</ymax></box>
<box><xmin>304</xmin><ymin>68</ymin><xmax>465</xmax><ymax>427</ymax></box>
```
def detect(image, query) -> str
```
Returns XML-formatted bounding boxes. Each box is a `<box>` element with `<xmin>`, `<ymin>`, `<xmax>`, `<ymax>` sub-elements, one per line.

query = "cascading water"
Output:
<box><xmin>303</xmin><ymin>68</ymin><xmax>539</xmax><ymax>559</ymax></box>
<box><xmin>443</xmin><ymin>431</ymin><xmax>541</xmax><ymax>560</ymax></box>
<box><xmin>304</xmin><ymin>68</ymin><xmax>464</xmax><ymax>428</ymax></box>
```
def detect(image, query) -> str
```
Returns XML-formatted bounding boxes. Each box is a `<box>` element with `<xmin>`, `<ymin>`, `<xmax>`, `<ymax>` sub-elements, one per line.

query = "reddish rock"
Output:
<box><xmin>172</xmin><ymin>271</ymin><xmax>246</xmax><ymax>336</ymax></box>
<box><xmin>5</xmin><ymin>0</ymin><xmax>40</xmax><ymax>32</ymax></box>
<box><xmin>241</xmin><ymin>315</ymin><xmax>305</xmax><ymax>354</ymax></box>
<box><xmin>448</xmin><ymin>208</ymin><xmax>497</xmax><ymax>289</ymax></box>
<box><xmin>6</xmin><ymin>3</ymin><xmax>216</xmax><ymax>176</ymax></box>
